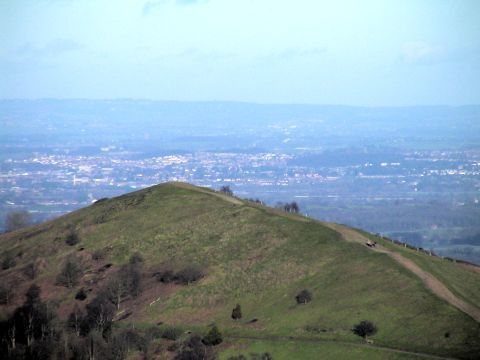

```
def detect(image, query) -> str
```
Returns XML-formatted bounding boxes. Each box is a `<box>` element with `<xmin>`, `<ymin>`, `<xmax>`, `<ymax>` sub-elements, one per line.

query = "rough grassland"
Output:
<box><xmin>1</xmin><ymin>182</ymin><xmax>479</xmax><ymax>359</ymax></box>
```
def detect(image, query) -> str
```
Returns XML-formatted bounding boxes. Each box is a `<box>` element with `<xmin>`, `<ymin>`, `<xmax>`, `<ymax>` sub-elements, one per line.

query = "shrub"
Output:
<box><xmin>295</xmin><ymin>289</ymin><xmax>312</xmax><ymax>304</ymax></box>
<box><xmin>75</xmin><ymin>288</ymin><xmax>88</xmax><ymax>301</ymax></box>
<box><xmin>175</xmin><ymin>265</ymin><xmax>204</xmax><ymax>285</ymax></box>
<box><xmin>231</xmin><ymin>303</ymin><xmax>242</xmax><ymax>320</ymax></box>
<box><xmin>65</xmin><ymin>230</ymin><xmax>80</xmax><ymax>246</ymax></box>
<box><xmin>202</xmin><ymin>325</ymin><xmax>222</xmax><ymax>346</ymax></box>
<box><xmin>92</xmin><ymin>249</ymin><xmax>107</xmax><ymax>260</ymax></box>
<box><xmin>353</xmin><ymin>320</ymin><xmax>377</xmax><ymax>339</ymax></box>
<box><xmin>56</xmin><ymin>256</ymin><xmax>83</xmax><ymax>288</ymax></box>
<box><xmin>1</xmin><ymin>252</ymin><xmax>17</xmax><ymax>270</ymax></box>
<box><xmin>162</xmin><ymin>326</ymin><xmax>183</xmax><ymax>341</ymax></box>
<box><xmin>156</xmin><ymin>269</ymin><xmax>175</xmax><ymax>283</ymax></box>
<box><xmin>175</xmin><ymin>335</ymin><xmax>206</xmax><ymax>360</ymax></box>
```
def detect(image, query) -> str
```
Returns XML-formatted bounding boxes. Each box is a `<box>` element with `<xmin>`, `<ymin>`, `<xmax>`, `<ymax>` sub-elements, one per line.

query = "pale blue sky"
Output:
<box><xmin>1</xmin><ymin>0</ymin><xmax>479</xmax><ymax>105</ymax></box>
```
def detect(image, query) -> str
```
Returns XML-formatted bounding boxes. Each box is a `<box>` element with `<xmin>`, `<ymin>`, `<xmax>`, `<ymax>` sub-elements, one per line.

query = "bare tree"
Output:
<box><xmin>57</xmin><ymin>256</ymin><xmax>83</xmax><ymax>288</ymax></box>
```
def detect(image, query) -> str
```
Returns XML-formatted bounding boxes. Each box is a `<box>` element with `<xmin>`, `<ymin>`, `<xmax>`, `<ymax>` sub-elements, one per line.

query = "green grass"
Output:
<box><xmin>1</xmin><ymin>182</ymin><xmax>479</xmax><ymax>359</ymax></box>
<box><xmin>219</xmin><ymin>339</ymin><xmax>429</xmax><ymax>360</ymax></box>
<box><xmin>360</xmin><ymin>230</ymin><xmax>480</xmax><ymax>309</ymax></box>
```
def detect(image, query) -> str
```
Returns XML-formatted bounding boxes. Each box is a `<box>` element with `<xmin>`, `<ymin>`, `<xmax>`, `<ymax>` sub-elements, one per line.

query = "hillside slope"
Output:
<box><xmin>1</xmin><ymin>182</ymin><xmax>479</xmax><ymax>359</ymax></box>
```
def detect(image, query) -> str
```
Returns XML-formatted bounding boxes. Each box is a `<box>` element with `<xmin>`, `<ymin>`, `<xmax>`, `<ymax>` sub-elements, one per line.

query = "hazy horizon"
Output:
<box><xmin>1</xmin><ymin>98</ymin><xmax>480</xmax><ymax>108</ymax></box>
<box><xmin>1</xmin><ymin>0</ymin><xmax>479</xmax><ymax>106</ymax></box>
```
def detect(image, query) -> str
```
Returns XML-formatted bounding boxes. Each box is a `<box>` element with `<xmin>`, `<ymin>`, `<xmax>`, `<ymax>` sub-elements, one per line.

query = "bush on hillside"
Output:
<box><xmin>75</xmin><ymin>288</ymin><xmax>88</xmax><ymax>301</ymax></box>
<box><xmin>65</xmin><ymin>230</ymin><xmax>80</xmax><ymax>246</ymax></box>
<box><xmin>175</xmin><ymin>265</ymin><xmax>204</xmax><ymax>285</ymax></box>
<box><xmin>56</xmin><ymin>256</ymin><xmax>83</xmax><ymax>288</ymax></box>
<box><xmin>92</xmin><ymin>249</ymin><xmax>107</xmax><ymax>260</ymax></box>
<box><xmin>202</xmin><ymin>325</ymin><xmax>222</xmax><ymax>346</ymax></box>
<box><xmin>353</xmin><ymin>320</ymin><xmax>377</xmax><ymax>339</ymax></box>
<box><xmin>175</xmin><ymin>335</ymin><xmax>206</xmax><ymax>360</ymax></box>
<box><xmin>1</xmin><ymin>252</ymin><xmax>17</xmax><ymax>270</ymax></box>
<box><xmin>161</xmin><ymin>326</ymin><xmax>183</xmax><ymax>341</ymax></box>
<box><xmin>156</xmin><ymin>269</ymin><xmax>175</xmax><ymax>283</ymax></box>
<box><xmin>156</xmin><ymin>266</ymin><xmax>205</xmax><ymax>285</ymax></box>
<box><xmin>295</xmin><ymin>289</ymin><xmax>312</xmax><ymax>304</ymax></box>
<box><xmin>231</xmin><ymin>303</ymin><xmax>242</xmax><ymax>320</ymax></box>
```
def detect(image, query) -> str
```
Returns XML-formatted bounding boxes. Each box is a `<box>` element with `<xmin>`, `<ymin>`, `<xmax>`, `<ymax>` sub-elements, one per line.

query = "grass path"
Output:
<box><xmin>226</xmin><ymin>335</ymin><xmax>457</xmax><ymax>360</ymax></box>
<box><xmin>324</xmin><ymin>223</ymin><xmax>480</xmax><ymax>323</ymax></box>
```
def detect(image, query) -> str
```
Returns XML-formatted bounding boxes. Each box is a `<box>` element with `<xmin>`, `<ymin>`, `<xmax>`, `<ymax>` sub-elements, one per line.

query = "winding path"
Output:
<box><xmin>324</xmin><ymin>223</ymin><xmax>480</xmax><ymax>323</ymax></box>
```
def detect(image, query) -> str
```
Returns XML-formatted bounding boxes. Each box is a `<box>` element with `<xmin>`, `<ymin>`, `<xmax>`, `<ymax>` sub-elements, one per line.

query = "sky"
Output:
<box><xmin>1</xmin><ymin>0</ymin><xmax>479</xmax><ymax>106</ymax></box>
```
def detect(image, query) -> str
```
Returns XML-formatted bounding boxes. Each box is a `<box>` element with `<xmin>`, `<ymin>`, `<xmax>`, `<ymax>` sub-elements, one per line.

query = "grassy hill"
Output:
<box><xmin>1</xmin><ymin>182</ymin><xmax>479</xmax><ymax>359</ymax></box>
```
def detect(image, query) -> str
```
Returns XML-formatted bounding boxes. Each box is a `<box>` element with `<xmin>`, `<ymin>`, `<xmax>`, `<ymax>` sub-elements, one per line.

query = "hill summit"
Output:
<box><xmin>1</xmin><ymin>182</ymin><xmax>479</xmax><ymax>359</ymax></box>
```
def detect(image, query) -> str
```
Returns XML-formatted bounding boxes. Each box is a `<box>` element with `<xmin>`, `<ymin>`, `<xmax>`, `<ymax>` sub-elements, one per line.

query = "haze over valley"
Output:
<box><xmin>2</xmin><ymin>100</ymin><xmax>480</xmax><ymax>263</ymax></box>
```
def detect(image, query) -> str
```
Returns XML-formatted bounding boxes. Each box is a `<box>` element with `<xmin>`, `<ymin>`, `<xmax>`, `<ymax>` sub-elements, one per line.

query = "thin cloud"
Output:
<box><xmin>400</xmin><ymin>41</ymin><xmax>444</xmax><ymax>65</ymax></box>
<box><xmin>258</xmin><ymin>47</ymin><xmax>327</xmax><ymax>64</ymax></box>
<box><xmin>143</xmin><ymin>0</ymin><xmax>207</xmax><ymax>15</ymax></box>
<box><xmin>17</xmin><ymin>39</ymin><xmax>83</xmax><ymax>58</ymax></box>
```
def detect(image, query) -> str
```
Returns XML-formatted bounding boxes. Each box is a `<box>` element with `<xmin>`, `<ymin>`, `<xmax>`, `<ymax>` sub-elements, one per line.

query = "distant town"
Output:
<box><xmin>1</xmin><ymin>100</ymin><xmax>479</xmax><ymax>264</ymax></box>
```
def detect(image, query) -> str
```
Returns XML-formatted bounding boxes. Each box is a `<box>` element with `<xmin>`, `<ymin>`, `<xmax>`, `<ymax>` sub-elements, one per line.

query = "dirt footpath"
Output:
<box><xmin>325</xmin><ymin>223</ymin><xmax>480</xmax><ymax>323</ymax></box>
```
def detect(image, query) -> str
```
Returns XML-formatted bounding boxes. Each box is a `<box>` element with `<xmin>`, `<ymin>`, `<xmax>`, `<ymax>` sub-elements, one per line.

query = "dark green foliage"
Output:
<box><xmin>156</xmin><ymin>269</ymin><xmax>175</xmax><ymax>283</ymax></box>
<box><xmin>75</xmin><ymin>288</ymin><xmax>88</xmax><ymax>301</ymax></box>
<box><xmin>65</xmin><ymin>230</ymin><xmax>80</xmax><ymax>246</ymax></box>
<box><xmin>156</xmin><ymin>266</ymin><xmax>204</xmax><ymax>285</ymax></box>
<box><xmin>175</xmin><ymin>265</ymin><xmax>204</xmax><ymax>285</ymax></box>
<box><xmin>231</xmin><ymin>303</ymin><xmax>242</xmax><ymax>320</ymax></box>
<box><xmin>161</xmin><ymin>326</ymin><xmax>183</xmax><ymax>341</ymax></box>
<box><xmin>228</xmin><ymin>356</ymin><xmax>247</xmax><ymax>360</ymax></box>
<box><xmin>353</xmin><ymin>320</ymin><xmax>377</xmax><ymax>339</ymax></box>
<box><xmin>175</xmin><ymin>335</ymin><xmax>206</xmax><ymax>360</ymax></box>
<box><xmin>56</xmin><ymin>256</ymin><xmax>83</xmax><ymax>288</ymax></box>
<box><xmin>5</xmin><ymin>211</ymin><xmax>32</xmax><ymax>232</ymax></box>
<box><xmin>295</xmin><ymin>289</ymin><xmax>312</xmax><ymax>304</ymax></box>
<box><xmin>1</xmin><ymin>252</ymin><xmax>17</xmax><ymax>270</ymax></box>
<box><xmin>202</xmin><ymin>325</ymin><xmax>222</xmax><ymax>346</ymax></box>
